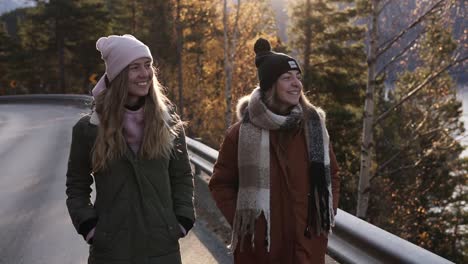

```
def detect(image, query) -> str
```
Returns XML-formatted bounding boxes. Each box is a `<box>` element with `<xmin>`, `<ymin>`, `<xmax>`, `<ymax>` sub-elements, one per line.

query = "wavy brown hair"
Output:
<box><xmin>91</xmin><ymin>66</ymin><xmax>182</xmax><ymax>172</ymax></box>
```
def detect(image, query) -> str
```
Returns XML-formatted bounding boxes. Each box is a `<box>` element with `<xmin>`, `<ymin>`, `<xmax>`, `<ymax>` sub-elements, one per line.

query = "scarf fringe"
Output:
<box><xmin>230</xmin><ymin>209</ymin><xmax>271</xmax><ymax>252</ymax></box>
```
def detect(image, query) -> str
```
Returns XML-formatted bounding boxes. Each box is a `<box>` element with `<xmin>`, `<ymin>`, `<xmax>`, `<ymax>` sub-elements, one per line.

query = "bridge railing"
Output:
<box><xmin>186</xmin><ymin>137</ymin><xmax>454</xmax><ymax>264</ymax></box>
<box><xmin>0</xmin><ymin>94</ymin><xmax>93</xmax><ymax>104</ymax></box>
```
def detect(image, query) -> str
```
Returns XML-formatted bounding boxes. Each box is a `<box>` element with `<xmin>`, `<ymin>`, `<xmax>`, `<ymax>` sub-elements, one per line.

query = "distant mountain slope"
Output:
<box><xmin>0</xmin><ymin>0</ymin><xmax>34</xmax><ymax>15</ymax></box>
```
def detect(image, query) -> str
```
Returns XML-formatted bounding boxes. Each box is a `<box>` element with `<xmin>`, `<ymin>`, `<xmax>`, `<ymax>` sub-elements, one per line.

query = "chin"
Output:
<box><xmin>130</xmin><ymin>89</ymin><xmax>149</xmax><ymax>97</ymax></box>
<box><xmin>286</xmin><ymin>100</ymin><xmax>300</xmax><ymax>107</ymax></box>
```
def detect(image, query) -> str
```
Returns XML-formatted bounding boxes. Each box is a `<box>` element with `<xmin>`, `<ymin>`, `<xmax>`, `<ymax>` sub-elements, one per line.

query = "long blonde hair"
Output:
<box><xmin>92</xmin><ymin>66</ymin><xmax>182</xmax><ymax>172</ymax></box>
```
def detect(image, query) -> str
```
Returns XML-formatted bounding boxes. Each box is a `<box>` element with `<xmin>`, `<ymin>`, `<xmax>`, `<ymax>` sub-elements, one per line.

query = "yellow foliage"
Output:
<box><xmin>177</xmin><ymin>0</ymin><xmax>277</xmax><ymax>147</ymax></box>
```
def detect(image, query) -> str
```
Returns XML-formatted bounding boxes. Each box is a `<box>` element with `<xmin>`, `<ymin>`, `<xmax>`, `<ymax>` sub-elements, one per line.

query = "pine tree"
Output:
<box><xmin>11</xmin><ymin>1</ymin><xmax>111</xmax><ymax>93</ymax></box>
<box><xmin>356</xmin><ymin>0</ymin><xmax>452</xmax><ymax>218</ymax></box>
<box><xmin>289</xmin><ymin>0</ymin><xmax>367</xmax><ymax>210</ymax></box>
<box><xmin>0</xmin><ymin>23</ymin><xmax>13</xmax><ymax>94</ymax></box>
<box><xmin>289</xmin><ymin>0</ymin><xmax>366</xmax><ymax>100</ymax></box>
<box><xmin>65</xmin><ymin>0</ymin><xmax>111</xmax><ymax>93</ymax></box>
<box><xmin>372</xmin><ymin>16</ymin><xmax>466</xmax><ymax>263</ymax></box>
<box><xmin>15</xmin><ymin>4</ymin><xmax>54</xmax><ymax>93</ymax></box>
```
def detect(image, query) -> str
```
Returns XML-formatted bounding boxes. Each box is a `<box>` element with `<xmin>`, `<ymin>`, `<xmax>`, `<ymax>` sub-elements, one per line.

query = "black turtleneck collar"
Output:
<box><xmin>125</xmin><ymin>97</ymin><xmax>145</xmax><ymax>111</ymax></box>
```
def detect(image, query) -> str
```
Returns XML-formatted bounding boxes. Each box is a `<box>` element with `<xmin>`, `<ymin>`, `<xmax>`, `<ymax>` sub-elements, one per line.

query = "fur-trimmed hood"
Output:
<box><xmin>235</xmin><ymin>94</ymin><xmax>251</xmax><ymax>121</ymax></box>
<box><xmin>235</xmin><ymin>91</ymin><xmax>326</xmax><ymax>122</ymax></box>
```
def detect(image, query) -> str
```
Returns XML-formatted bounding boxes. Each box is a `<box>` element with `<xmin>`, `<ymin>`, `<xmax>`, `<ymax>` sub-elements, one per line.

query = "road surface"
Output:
<box><xmin>0</xmin><ymin>102</ymin><xmax>231</xmax><ymax>264</ymax></box>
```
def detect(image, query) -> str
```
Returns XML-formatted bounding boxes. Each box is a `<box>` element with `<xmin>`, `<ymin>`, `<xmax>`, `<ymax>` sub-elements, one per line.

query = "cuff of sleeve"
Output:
<box><xmin>86</xmin><ymin>227</ymin><xmax>96</xmax><ymax>244</ymax></box>
<box><xmin>176</xmin><ymin>215</ymin><xmax>194</xmax><ymax>234</ymax></box>
<box><xmin>179</xmin><ymin>224</ymin><xmax>187</xmax><ymax>237</ymax></box>
<box><xmin>78</xmin><ymin>218</ymin><xmax>98</xmax><ymax>240</ymax></box>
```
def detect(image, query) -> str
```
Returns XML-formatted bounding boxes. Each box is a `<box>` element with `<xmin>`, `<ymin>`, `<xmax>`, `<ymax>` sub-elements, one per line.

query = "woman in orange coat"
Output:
<box><xmin>209</xmin><ymin>38</ymin><xmax>340</xmax><ymax>264</ymax></box>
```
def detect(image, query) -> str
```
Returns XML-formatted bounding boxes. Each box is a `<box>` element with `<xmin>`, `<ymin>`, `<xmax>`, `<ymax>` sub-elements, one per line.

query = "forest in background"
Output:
<box><xmin>0</xmin><ymin>0</ymin><xmax>466</xmax><ymax>262</ymax></box>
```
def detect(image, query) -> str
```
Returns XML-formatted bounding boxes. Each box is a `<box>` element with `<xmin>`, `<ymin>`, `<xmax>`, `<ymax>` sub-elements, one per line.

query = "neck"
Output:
<box><xmin>125</xmin><ymin>96</ymin><xmax>145</xmax><ymax>110</ymax></box>
<box><xmin>266</xmin><ymin>102</ymin><xmax>291</xmax><ymax>115</ymax></box>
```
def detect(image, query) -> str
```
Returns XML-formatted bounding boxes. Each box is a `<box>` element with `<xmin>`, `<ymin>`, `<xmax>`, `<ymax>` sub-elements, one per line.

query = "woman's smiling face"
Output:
<box><xmin>267</xmin><ymin>70</ymin><xmax>303</xmax><ymax>113</ymax></box>
<box><xmin>127</xmin><ymin>57</ymin><xmax>153</xmax><ymax>98</ymax></box>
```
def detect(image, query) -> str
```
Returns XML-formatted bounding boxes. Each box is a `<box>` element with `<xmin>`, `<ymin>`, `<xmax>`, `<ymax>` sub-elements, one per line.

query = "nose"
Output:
<box><xmin>292</xmin><ymin>75</ymin><xmax>302</xmax><ymax>87</ymax></box>
<box><xmin>138</xmin><ymin>66</ymin><xmax>151</xmax><ymax>78</ymax></box>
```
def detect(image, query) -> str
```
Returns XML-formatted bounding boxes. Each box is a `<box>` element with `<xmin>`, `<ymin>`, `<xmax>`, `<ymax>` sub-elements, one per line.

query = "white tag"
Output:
<box><xmin>288</xmin><ymin>60</ymin><xmax>298</xmax><ymax>68</ymax></box>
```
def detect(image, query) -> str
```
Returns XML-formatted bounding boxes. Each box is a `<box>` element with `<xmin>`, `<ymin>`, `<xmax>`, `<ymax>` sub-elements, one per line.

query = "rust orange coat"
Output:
<box><xmin>209</xmin><ymin>122</ymin><xmax>340</xmax><ymax>264</ymax></box>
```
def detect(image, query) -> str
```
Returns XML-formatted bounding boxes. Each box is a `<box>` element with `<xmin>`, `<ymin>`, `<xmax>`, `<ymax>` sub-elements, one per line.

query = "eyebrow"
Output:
<box><xmin>129</xmin><ymin>60</ymin><xmax>152</xmax><ymax>66</ymax></box>
<box><xmin>283</xmin><ymin>72</ymin><xmax>301</xmax><ymax>77</ymax></box>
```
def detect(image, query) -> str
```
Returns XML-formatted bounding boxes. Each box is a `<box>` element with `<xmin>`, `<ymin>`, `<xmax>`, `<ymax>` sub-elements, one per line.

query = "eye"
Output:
<box><xmin>296</xmin><ymin>75</ymin><xmax>303</xmax><ymax>80</ymax></box>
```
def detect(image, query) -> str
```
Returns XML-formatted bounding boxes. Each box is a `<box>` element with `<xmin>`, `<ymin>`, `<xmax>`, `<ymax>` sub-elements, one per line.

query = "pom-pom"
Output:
<box><xmin>254</xmin><ymin>38</ymin><xmax>271</xmax><ymax>54</ymax></box>
<box><xmin>96</xmin><ymin>36</ymin><xmax>109</xmax><ymax>52</ymax></box>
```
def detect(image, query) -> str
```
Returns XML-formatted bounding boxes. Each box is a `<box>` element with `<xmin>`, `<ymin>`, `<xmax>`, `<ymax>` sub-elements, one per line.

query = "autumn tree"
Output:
<box><xmin>177</xmin><ymin>0</ymin><xmax>277</xmax><ymax>146</ymax></box>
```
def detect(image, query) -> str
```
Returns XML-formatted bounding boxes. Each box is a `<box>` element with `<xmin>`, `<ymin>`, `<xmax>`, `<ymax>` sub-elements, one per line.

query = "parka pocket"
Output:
<box><xmin>90</xmin><ymin>213</ymin><xmax>113</xmax><ymax>252</ymax></box>
<box><xmin>92</xmin><ymin>227</ymin><xmax>109</xmax><ymax>251</ymax></box>
<box><xmin>91</xmin><ymin>217</ymin><xmax>111</xmax><ymax>252</ymax></box>
<box><xmin>90</xmin><ymin>228</ymin><xmax>129</xmax><ymax>260</ymax></box>
<box><xmin>147</xmin><ymin>227</ymin><xmax>180</xmax><ymax>256</ymax></box>
<box><xmin>165</xmin><ymin>209</ymin><xmax>184</xmax><ymax>240</ymax></box>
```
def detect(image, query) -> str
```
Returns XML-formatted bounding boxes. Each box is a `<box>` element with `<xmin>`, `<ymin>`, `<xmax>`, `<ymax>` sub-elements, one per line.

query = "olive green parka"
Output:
<box><xmin>66</xmin><ymin>113</ymin><xmax>195</xmax><ymax>264</ymax></box>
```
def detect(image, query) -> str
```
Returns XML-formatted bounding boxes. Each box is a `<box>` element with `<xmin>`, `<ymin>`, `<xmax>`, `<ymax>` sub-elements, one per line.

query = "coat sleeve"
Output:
<box><xmin>65</xmin><ymin>117</ymin><xmax>97</xmax><ymax>239</ymax></box>
<box><xmin>329</xmin><ymin>144</ymin><xmax>340</xmax><ymax>214</ymax></box>
<box><xmin>208</xmin><ymin>125</ymin><xmax>240</xmax><ymax>227</ymax></box>
<box><xmin>168</xmin><ymin>127</ymin><xmax>195</xmax><ymax>225</ymax></box>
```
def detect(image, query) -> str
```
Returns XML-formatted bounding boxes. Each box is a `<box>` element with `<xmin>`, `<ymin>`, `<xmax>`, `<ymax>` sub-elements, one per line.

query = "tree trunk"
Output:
<box><xmin>302</xmin><ymin>0</ymin><xmax>312</xmax><ymax>92</ymax></box>
<box><xmin>223</xmin><ymin>0</ymin><xmax>241</xmax><ymax>129</ymax></box>
<box><xmin>176</xmin><ymin>0</ymin><xmax>184</xmax><ymax>118</ymax></box>
<box><xmin>58</xmin><ymin>39</ymin><xmax>65</xmax><ymax>93</ymax></box>
<box><xmin>131</xmin><ymin>0</ymin><xmax>137</xmax><ymax>34</ymax></box>
<box><xmin>56</xmin><ymin>15</ymin><xmax>65</xmax><ymax>93</ymax></box>
<box><xmin>223</xmin><ymin>0</ymin><xmax>232</xmax><ymax>129</ymax></box>
<box><xmin>357</xmin><ymin>0</ymin><xmax>379</xmax><ymax>219</ymax></box>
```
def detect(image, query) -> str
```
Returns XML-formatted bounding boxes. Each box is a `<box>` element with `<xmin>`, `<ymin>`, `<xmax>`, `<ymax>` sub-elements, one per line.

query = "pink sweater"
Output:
<box><xmin>122</xmin><ymin>107</ymin><xmax>145</xmax><ymax>154</ymax></box>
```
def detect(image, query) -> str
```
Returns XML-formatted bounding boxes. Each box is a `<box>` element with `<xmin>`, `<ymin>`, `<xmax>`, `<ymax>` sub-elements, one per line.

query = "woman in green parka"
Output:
<box><xmin>65</xmin><ymin>34</ymin><xmax>195</xmax><ymax>264</ymax></box>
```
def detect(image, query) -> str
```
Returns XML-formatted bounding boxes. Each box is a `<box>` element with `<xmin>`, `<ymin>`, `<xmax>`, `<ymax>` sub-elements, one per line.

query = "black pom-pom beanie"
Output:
<box><xmin>254</xmin><ymin>38</ymin><xmax>302</xmax><ymax>91</ymax></box>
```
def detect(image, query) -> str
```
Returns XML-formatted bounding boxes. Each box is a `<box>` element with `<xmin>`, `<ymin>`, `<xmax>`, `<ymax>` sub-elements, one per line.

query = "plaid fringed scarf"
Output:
<box><xmin>232</xmin><ymin>88</ymin><xmax>334</xmax><ymax>252</ymax></box>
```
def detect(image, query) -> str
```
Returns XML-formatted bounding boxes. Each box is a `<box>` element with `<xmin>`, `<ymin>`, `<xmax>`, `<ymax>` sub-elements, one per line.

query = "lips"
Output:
<box><xmin>136</xmin><ymin>82</ymin><xmax>148</xmax><ymax>86</ymax></box>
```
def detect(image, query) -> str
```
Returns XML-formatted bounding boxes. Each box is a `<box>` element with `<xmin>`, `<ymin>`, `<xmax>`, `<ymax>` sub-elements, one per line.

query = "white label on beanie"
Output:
<box><xmin>288</xmin><ymin>60</ymin><xmax>298</xmax><ymax>68</ymax></box>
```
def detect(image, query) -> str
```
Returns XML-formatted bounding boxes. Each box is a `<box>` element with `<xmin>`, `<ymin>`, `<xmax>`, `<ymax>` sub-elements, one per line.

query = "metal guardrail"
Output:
<box><xmin>185</xmin><ymin>138</ymin><xmax>454</xmax><ymax>264</ymax></box>
<box><xmin>0</xmin><ymin>94</ymin><xmax>93</xmax><ymax>105</ymax></box>
<box><xmin>1</xmin><ymin>94</ymin><xmax>455</xmax><ymax>264</ymax></box>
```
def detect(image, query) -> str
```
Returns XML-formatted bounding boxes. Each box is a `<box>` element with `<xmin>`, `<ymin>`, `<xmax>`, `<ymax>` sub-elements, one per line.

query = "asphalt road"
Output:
<box><xmin>0</xmin><ymin>103</ymin><xmax>232</xmax><ymax>264</ymax></box>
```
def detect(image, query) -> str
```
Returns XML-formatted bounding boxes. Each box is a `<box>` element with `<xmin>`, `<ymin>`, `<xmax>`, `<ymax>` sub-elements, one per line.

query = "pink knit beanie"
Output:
<box><xmin>92</xmin><ymin>34</ymin><xmax>153</xmax><ymax>97</ymax></box>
